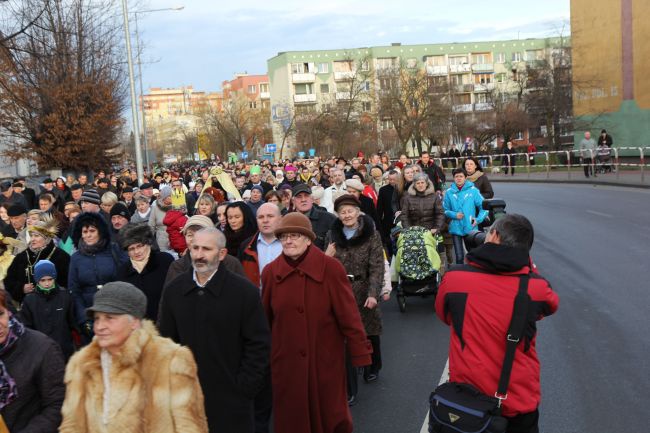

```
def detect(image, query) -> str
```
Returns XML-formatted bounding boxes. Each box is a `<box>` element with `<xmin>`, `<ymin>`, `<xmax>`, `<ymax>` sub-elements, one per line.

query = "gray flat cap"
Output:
<box><xmin>86</xmin><ymin>281</ymin><xmax>147</xmax><ymax>319</ymax></box>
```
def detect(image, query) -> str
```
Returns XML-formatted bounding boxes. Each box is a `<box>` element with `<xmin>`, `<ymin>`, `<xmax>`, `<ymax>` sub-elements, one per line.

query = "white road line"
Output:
<box><xmin>586</xmin><ymin>209</ymin><xmax>614</xmax><ymax>218</ymax></box>
<box><xmin>419</xmin><ymin>358</ymin><xmax>449</xmax><ymax>433</ymax></box>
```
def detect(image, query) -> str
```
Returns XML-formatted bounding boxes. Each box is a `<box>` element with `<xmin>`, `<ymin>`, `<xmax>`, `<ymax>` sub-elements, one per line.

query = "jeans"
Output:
<box><xmin>452</xmin><ymin>235</ymin><xmax>467</xmax><ymax>264</ymax></box>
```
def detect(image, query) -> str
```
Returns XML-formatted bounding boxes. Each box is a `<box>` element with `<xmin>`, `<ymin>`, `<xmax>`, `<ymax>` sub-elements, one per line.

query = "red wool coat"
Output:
<box><xmin>162</xmin><ymin>210</ymin><xmax>187</xmax><ymax>254</ymax></box>
<box><xmin>261</xmin><ymin>246</ymin><xmax>372</xmax><ymax>433</ymax></box>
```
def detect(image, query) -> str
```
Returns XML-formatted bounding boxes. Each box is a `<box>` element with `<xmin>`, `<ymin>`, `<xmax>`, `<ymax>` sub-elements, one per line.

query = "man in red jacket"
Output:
<box><xmin>435</xmin><ymin>214</ymin><xmax>559</xmax><ymax>433</ymax></box>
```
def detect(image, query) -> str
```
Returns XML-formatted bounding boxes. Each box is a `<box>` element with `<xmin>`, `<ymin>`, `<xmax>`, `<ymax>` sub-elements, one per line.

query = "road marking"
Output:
<box><xmin>419</xmin><ymin>358</ymin><xmax>449</xmax><ymax>433</ymax></box>
<box><xmin>586</xmin><ymin>209</ymin><xmax>614</xmax><ymax>218</ymax></box>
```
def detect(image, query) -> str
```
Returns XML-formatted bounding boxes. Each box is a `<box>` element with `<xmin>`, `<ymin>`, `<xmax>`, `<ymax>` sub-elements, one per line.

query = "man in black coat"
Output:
<box><xmin>291</xmin><ymin>183</ymin><xmax>336</xmax><ymax>250</ymax></box>
<box><xmin>158</xmin><ymin>228</ymin><xmax>270</xmax><ymax>433</ymax></box>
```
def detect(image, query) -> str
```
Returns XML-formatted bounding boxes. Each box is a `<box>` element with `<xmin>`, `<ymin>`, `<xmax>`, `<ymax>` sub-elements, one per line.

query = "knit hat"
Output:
<box><xmin>159</xmin><ymin>186</ymin><xmax>172</xmax><ymax>200</ymax></box>
<box><xmin>334</xmin><ymin>194</ymin><xmax>361</xmax><ymax>212</ymax></box>
<box><xmin>249</xmin><ymin>165</ymin><xmax>261</xmax><ymax>175</ymax></box>
<box><xmin>250</xmin><ymin>185</ymin><xmax>264</xmax><ymax>194</ymax></box>
<box><xmin>80</xmin><ymin>189</ymin><xmax>101</xmax><ymax>206</ymax></box>
<box><xmin>345</xmin><ymin>179</ymin><xmax>364</xmax><ymax>192</ymax></box>
<box><xmin>182</xmin><ymin>215</ymin><xmax>214</xmax><ymax>233</ymax></box>
<box><xmin>86</xmin><ymin>281</ymin><xmax>147</xmax><ymax>319</ymax></box>
<box><xmin>274</xmin><ymin>212</ymin><xmax>316</xmax><ymax>241</ymax></box>
<box><xmin>34</xmin><ymin>259</ymin><xmax>57</xmax><ymax>282</ymax></box>
<box><xmin>110</xmin><ymin>203</ymin><xmax>130</xmax><ymax>219</ymax></box>
<box><xmin>7</xmin><ymin>203</ymin><xmax>27</xmax><ymax>217</ymax></box>
<box><xmin>284</xmin><ymin>165</ymin><xmax>297</xmax><ymax>173</ymax></box>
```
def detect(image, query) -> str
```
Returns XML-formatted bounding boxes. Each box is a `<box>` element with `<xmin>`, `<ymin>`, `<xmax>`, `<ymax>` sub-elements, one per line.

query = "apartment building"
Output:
<box><xmin>222</xmin><ymin>73</ymin><xmax>271</xmax><ymax>110</ymax></box>
<box><xmin>140</xmin><ymin>86</ymin><xmax>222</xmax><ymax>157</ymax></box>
<box><xmin>571</xmin><ymin>0</ymin><xmax>649</xmax><ymax>153</ymax></box>
<box><xmin>267</xmin><ymin>37</ymin><xmax>565</xmax><ymax>153</ymax></box>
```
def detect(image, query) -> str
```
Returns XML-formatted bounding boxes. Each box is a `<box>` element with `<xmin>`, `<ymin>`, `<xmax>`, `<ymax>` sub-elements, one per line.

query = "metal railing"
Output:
<box><xmin>433</xmin><ymin>147</ymin><xmax>650</xmax><ymax>184</ymax></box>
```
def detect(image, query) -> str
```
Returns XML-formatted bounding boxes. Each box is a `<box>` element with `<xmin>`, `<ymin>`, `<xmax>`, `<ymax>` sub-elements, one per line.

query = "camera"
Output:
<box><xmin>464</xmin><ymin>198</ymin><xmax>507</xmax><ymax>250</ymax></box>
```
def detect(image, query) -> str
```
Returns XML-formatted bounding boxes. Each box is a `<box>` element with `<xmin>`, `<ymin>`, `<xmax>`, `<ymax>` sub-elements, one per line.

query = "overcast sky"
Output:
<box><xmin>132</xmin><ymin>0</ymin><xmax>570</xmax><ymax>92</ymax></box>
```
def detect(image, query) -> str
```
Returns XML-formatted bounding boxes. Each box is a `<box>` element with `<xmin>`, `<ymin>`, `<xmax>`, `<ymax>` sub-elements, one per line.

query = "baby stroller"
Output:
<box><xmin>391</xmin><ymin>226</ymin><xmax>442</xmax><ymax>313</ymax></box>
<box><xmin>596</xmin><ymin>145</ymin><xmax>612</xmax><ymax>174</ymax></box>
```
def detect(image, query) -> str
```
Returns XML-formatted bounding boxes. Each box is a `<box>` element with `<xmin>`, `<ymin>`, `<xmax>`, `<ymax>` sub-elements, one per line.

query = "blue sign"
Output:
<box><xmin>298</xmin><ymin>151</ymin><xmax>306</xmax><ymax>158</ymax></box>
<box><xmin>241</xmin><ymin>151</ymin><xmax>249</xmax><ymax>159</ymax></box>
<box><xmin>308</xmin><ymin>148</ymin><xmax>316</xmax><ymax>157</ymax></box>
<box><xmin>265</xmin><ymin>143</ymin><xmax>277</xmax><ymax>153</ymax></box>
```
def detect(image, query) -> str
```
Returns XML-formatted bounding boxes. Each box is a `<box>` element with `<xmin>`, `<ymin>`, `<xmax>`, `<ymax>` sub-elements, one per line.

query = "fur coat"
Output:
<box><xmin>59</xmin><ymin>320</ymin><xmax>208</xmax><ymax>433</ymax></box>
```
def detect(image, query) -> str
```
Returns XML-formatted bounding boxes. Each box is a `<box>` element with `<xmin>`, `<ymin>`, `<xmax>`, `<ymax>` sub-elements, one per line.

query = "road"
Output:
<box><xmin>351</xmin><ymin>183</ymin><xmax>650</xmax><ymax>433</ymax></box>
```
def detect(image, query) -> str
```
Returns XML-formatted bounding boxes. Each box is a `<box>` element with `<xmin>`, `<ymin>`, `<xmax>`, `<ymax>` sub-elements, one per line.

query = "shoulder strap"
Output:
<box><xmin>496</xmin><ymin>274</ymin><xmax>530</xmax><ymax>403</ymax></box>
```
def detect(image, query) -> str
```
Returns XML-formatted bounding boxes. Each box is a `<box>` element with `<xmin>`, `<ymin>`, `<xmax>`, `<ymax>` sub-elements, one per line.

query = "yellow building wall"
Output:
<box><xmin>633</xmin><ymin>0</ymin><xmax>650</xmax><ymax>109</ymax></box>
<box><xmin>571</xmin><ymin>0</ymin><xmax>623</xmax><ymax>116</ymax></box>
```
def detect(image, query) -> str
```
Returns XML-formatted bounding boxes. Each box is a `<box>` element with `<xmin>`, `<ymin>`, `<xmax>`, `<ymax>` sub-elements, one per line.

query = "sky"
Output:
<box><xmin>132</xmin><ymin>0</ymin><xmax>571</xmax><ymax>93</ymax></box>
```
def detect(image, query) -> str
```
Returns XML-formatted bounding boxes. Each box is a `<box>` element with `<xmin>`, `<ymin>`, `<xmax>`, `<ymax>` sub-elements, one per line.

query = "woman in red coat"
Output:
<box><xmin>261</xmin><ymin>213</ymin><xmax>372</xmax><ymax>433</ymax></box>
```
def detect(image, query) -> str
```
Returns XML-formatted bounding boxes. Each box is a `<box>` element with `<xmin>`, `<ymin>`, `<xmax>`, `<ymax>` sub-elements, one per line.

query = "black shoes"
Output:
<box><xmin>363</xmin><ymin>368</ymin><xmax>379</xmax><ymax>383</ymax></box>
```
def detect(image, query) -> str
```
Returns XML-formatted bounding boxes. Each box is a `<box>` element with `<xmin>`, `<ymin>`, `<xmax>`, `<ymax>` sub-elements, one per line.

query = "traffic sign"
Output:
<box><xmin>298</xmin><ymin>151</ymin><xmax>306</xmax><ymax>158</ymax></box>
<box><xmin>241</xmin><ymin>151</ymin><xmax>249</xmax><ymax>159</ymax></box>
<box><xmin>265</xmin><ymin>143</ymin><xmax>277</xmax><ymax>153</ymax></box>
<box><xmin>308</xmin><ymin>148</ymin><xmax>315</xmax><ymax>157</ymax></box>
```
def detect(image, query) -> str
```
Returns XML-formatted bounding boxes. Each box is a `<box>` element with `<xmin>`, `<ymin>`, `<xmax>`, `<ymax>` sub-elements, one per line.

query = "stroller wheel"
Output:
<box><xmin>397</xmin><ymin>294</ymin><xmax>406</xmax><ymax>313</ymax></box>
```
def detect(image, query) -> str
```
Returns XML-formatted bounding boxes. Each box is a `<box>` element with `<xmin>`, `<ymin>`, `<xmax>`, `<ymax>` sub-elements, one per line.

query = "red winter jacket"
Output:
<box><xmin>435</xmin><ymin>243</ymin><xmax>559</xmax><ymax>417</ymax></box>
<box><xmin>162</xmin><ymin>210</ymin><xmax>188</xmax><ymax>254</ymax></box>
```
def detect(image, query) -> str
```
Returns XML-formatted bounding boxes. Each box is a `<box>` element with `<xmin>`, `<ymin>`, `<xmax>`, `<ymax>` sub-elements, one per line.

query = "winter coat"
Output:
<box><xmin>68</xmin><ymin>213</ymin><xmax>128</xmax><ymax>326</ymax></box>
<box><xmin>261</xmin><ymin>246</ymin><xmax>372</xmax><ymax>433</ymax></box>
<box><xmin>19</xmin><ymin>286</ymin><xmax>76</xmax><ymax>359</ymax></box>
<box><xmin>158</xmin><ymin>266</ymin><xmax>270</xmax><ymax>433</ymax></box>
<box><xmin>436</xmin><ymin>243</ymin><xmax>559</xmax><ymax>416</ymax></box>
<box><xmin>0</xmin><ymin>328</ymin><xmax>65</xmax><ymax>432</ymax></box>
<box><xmin>466</xmin><ymin>171</ymin><xmax>494</xmax><ymax>199</ymax></box>
<box><xmin>376</xmin><ymin>184</ymin><xmax>399</xmax><ymax>242</ymax></box>
<box><xmin>400</xmin><ymin>181</ymin><xmax>445</xmax><ymax>231</ymax></box>
<box><xmin>163</xmin><ymin>210</ymin><xmax>188</xmax><ymax>254</ymax></box>
<box><xmin>130</xmin><ymin>209</ymin><xmax>151</xmax><ymax>224</ymax></box>
<box><xmin>325</xmin><ymin>214</ymin><xmax>385</xmax><ymax>336</ymax></box>
<box><xmin>417</xmin><ymin>160</ymin><xmax>446</xmax><ymax>191</ymax></box>
<box><xmin>59</xmin><ymin>321</ymin><xmax>208</xmax><ymax>433</ymax></box>
<box><xmin>149</xmin><ymin>200</ymin><xmax>171</xmax><ymax>252</ymax></box>
<box><xmin>4</xmin><ymin>240</ymin><xmax>70</xmax><ymax>304</ymax></box>
<box><xmin>117</xmin><ymin>250</ymin><xmax>174</xmax><ymax>322</ymax></box>
<box><xmin>443</xmin><ymin>180</ymin><xmax>488</xmax><ymax>236</ymax></box>
<box><xmin>304</xmin><ymin>207</ymin><xmax>336</xmax><ymax>251</ymax></box>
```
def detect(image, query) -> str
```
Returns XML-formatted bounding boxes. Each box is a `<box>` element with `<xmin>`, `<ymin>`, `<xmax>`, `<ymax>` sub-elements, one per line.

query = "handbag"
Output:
<box><xmin>428</xmin><ymin>274</ymin><xmax>530</xmax><ymax>433</ymax></box>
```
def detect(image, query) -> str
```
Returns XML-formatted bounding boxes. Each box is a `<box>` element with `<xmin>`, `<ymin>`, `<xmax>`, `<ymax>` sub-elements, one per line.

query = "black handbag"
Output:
<box><xmin>429</xmin><ymin>274</ymin><xmax>530</xmax><ymax>433</ymax></box>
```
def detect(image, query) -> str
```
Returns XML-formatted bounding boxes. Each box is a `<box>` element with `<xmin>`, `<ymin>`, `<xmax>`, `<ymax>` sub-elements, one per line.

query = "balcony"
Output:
<box><xmin>293</xmin><ymin>94</ymin><xmax>316</xmax><ymax>103</ymax></box>
<box><xmin>334</xmin><ymin>71</ymin><xmax>356</xmax><ymax>80</ymax></box>
<box><xmin>473</xmin><ymin>83</ymin><xmax>495</xmax><ymax>92</ymax></box>
<box><xmin>472</xmin><ymin>63</ymin><xmax>494</xmax><ymax>72</ymax></box>
<box><xmin>449</xmin><ymin>64</ymin><xmax>471</xmax><ymax>73</ymax></box>
<box><xmin>260</xmin><ymin>91</ymin><xmax>270</xmax><ymax>99</ymax></box>
<box><xmin>474</xmin><ymin>103</ymin><xmax>493</xmax><ymax>111</ymax></box>
<box><xmin>454</xmin><ymin>84</ymin><xmax>474</xmax><ymax>93</ymax></box>
<box><xmin>426</xmin><ymin>65</ymin><xmax>448</xmax><ymax>75</ymax></box>
<box><xmin>336</xmin><ymin>91</ymin><xmax>352</xmax><ymax>101</ymax></box>
<box><xmin>452</xmin><ymin>104</ymin><xmax>473</xmax><ymax>113</ymax></box>
<box><xmin>292</xmin><ymin>73</ymin><xmax>316</xmax><ymax>82</ymax></box>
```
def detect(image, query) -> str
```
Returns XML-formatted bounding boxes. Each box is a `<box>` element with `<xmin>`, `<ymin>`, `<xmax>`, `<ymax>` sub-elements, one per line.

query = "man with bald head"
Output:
<box><xmin>158</xmin><ymin>227</ymin><xmax>270</xmax><ymax>433</ymax></box>
<box><xmin>240</xmin><ymin>202</ymin><xmax>283</xmax><ymax>288</ymax></box>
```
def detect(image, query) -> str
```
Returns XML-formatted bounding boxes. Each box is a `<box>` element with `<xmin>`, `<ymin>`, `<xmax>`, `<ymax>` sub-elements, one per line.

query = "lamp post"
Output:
<box><xmin>132</xmin><ymin>6</ymin><xmax>184</xmax><ymax>173</ymax></box>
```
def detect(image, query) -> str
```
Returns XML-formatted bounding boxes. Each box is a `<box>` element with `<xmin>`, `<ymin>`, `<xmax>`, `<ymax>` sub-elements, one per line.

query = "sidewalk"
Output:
<box><xmin>444</xmin><ymin>168</ymin><xmax>650</xmax><ymax>188</ymax></box>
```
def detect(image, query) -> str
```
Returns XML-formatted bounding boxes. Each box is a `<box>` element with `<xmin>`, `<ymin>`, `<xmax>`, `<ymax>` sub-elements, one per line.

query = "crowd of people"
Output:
<box><xmin>0</xmin><ymin>149</ymin><xmax>558</xmax><ymax>433</ymax></box>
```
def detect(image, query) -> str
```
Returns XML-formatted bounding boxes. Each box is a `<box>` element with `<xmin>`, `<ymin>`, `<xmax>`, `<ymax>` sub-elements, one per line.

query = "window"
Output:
<box><xmin>318</xmin><ymin>63</ymin><xmax>329</xmax><ymax>74</ymax></box>
<box><xmin>449</xmin><ymin>56</ymin><xmax>468</xmax><ymax>65</ymax></box>
<box><xmin>525</xmin><ymin>50</ymin><xmax>543</xmax><ymax>61</ymax></box>
<box><xmin>361</xmin><ymin>81</ymin><xmax>371</xmax><ymax>91</ymax></box>
<box><xmin>515</xmin><ymin>131</ymin><xmax>524</xmax><ymax>140</ymax></box>
<box><xmin>249</xmin><ymin>101</ymin><xmax>257</xmax><ymax>109</ymax></box>
<box><xmin>376</xmin><ymin>57</ymin><xmax>397</xmax><ymax>70</ymax></box>
<box><xmin>360</xmin><ymin>61</ymin><xmax>370</xmax><ymax>71</ymax></box>
<box><xmin>296</xmin><ymin>105</ymin><xmax>315</xmax><ymax>115</ymax></box>
<box><xmin>379</xmin><ymin>78</ymin><xmax>393</xmax><ymax>90</ymax></box>
<box><xmin>406</xmin><ymin>58</ymin><xmax>418</xmax><ymax>69</ymax></box>
<box><xmin>472</xmin><ymin>53</ymin><xmax>491</xmax><ymax>64</ymax></box>
<box><xmin>425</xmin><ymin>55</ymin><xmax>446</xmax><ymax>66</ymax></box>
<box><xmin>495</xmin><ymin>73</ymin><xmax>507</xmax><ymax>83</ymax></box>
<box><xmin>380</xmin><ymin>119</ymin><xmax>393</xmax><ymax>130</ymax></box>
<box><xmin>261</xmin><ymin>100</ymin><xmax>270</xmax><ymax>109</ymax></box>
<box><xmin>247</xmin><ymin>85</ymin><xmax>257</xmax><ymax>94</ymax></box>
<box><xmin>260</xmin><ymin>83</ymin><xmax>269</xmax><ymax>93</ymax></box>
<box><xmin>294</xmin><ymin>83</ymin><xmax>313</xmax><ymax>95</ymax></box>
<box><xmin>320</xmin><ymin>84</ymin><xmax>330</xmax><ymax>93</ymax></box>
<box><xmin>333</xmin><ymin>60</ymin><xmax>353</xmax><ymax>72</ymax></box>
<box><xmin>511</xmin><ymin>52</ymin><xmax>522</xmax><ymax>62</ymax></box>
<box><xmin>292</xmin><ymin>62</ymin><xmax>314</xmax><ymax>74</ymax></box>
<box><xmin>496</xmin><ymin>52</ymin><xmax>506</xmax><ymax>63</ymax></box>
<box><xmin>450</xmin><ymin>74</ymin><xmax>469</xmax><ymax>85</ymax></box>
<box><xmin>475</xmin><ymin>93</ymin><xmax>488</xmax><ymax>103</ymax></box>
<box><xmin>474</xmin><ymin>73</ymin><xmax>492</xmax><ymax>84</ymax></box>
<box><xmin>362</xmin><ymin>101</ymin><xmax>372</xmax><ymax>112</ymax></box>
<box><xmin>453</xmin><ymin>94</ymin><xmax>471</xmax><ymax>105</ymax></box>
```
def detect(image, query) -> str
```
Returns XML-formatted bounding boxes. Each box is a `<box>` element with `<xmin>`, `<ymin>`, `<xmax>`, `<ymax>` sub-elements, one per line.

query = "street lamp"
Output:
<box><xmin>132</xmin><ymin>6</ymin><xmax>184</xmax><ymax>172</ymax></box>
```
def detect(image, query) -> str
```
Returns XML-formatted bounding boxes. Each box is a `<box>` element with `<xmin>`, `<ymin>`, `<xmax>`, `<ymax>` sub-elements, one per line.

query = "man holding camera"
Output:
<box><xmin>435</xmin><ymin>214</ymin><xmax>559</xmax><ymax>433</ymax></box>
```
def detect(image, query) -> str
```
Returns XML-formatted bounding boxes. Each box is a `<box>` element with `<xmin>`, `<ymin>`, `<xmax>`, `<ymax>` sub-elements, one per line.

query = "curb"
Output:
<box><xmin>489</xmin><ymin>178</ymin><xmax>650</xmax><ymax>189</ymax></box>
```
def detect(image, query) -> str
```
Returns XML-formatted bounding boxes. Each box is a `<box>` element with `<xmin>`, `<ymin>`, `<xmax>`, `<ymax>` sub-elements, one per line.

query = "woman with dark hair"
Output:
<box><xmin>0</xmin><ymin>203</ymin><xmax>12</xmax><ymax>233</ymax></box>
<box><xmin>223</xmin><ymin>202</ymin><xmax>257</xmax><ymax>256</ymax></box>
<box><xmin>0</xmin><ymin>288</ymin><xmax>66</xmax><ymax>432</ymax></box>
<box><xmin>117</xmin><ymin>223</ymin><xmax>174</xmax><ymax>322</ymax></box>
<box><xmin>463</xmin><ymin>157</ymin><xmax>494</xmax><ymax>199</ymax></box>
<box><xmin>55</xmin><ymin>177</ymin><xmax>72</xmax><ymax>203</ymax></box>
<box><xmin>68</xmin><ymin>212</ymin><xmax>128</xmax><ymax>341</ymax></box>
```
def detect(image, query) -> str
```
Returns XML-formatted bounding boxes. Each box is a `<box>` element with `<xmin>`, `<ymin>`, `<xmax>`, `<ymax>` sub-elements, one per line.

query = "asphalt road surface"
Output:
<box><xmin>351</xmin><ymin>183</ymin><xmax>650</xmax><ymax>433</ymax></box>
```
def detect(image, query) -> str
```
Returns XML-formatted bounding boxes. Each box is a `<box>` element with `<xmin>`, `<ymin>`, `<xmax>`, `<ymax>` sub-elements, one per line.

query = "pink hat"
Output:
<box><xmin>284</xmin><ymin>165</ymin><xmax>297</xmax><ymax>173</ymax></box>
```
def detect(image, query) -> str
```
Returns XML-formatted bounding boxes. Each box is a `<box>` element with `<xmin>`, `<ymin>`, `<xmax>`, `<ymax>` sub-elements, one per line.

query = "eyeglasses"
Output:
<box><xmin>278</xmin><ymin>233</ymin><xmax>302</xmax><ymax>241</ymax></box>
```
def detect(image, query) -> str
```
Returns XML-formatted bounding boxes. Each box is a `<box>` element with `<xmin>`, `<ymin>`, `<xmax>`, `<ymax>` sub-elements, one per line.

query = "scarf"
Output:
<box><xmin>36</xmin><ymin>282</ymin><xmax>57</xmax><ymax>295</ymax></box>
<box><xmin>0</xmin><ymin>316</ymin><xmax>25</xmax><ymax>410</ymax></box>
<box><xmin>77</xmin><ymin>238</ymin><xmax>108</xmax><ymax>256</ymax></box>
<box><xmin>467</xmin><ymin>171</ymin><xmax>483</xmax><ymax>183</ymax></box>
<box><xmin>130</xmin><ymin>247</ymin><xmax>151</xmax><ymax>274</ymax></box>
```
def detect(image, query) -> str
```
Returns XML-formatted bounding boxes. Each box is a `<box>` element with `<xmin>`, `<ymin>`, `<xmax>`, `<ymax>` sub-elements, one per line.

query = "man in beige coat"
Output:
<box><xmin>59</xmin><ymin>282</ymin><xmax>208</xmax><ymax>433</ymax></box>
